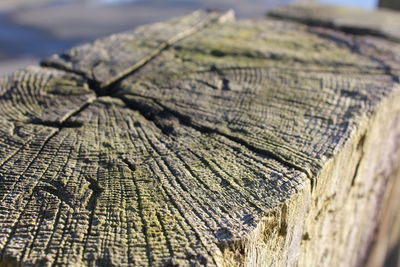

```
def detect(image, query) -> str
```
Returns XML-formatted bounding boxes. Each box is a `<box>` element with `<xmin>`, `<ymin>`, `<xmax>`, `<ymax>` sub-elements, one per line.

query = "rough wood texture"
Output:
<box><xmin>1</xmin><ymin>5</ymin><xmax>400</xmax><ymax>267</ymax></box>
<box><xmin>42</xmin><ymin>10</ymin><xmax>235</xmax><ymax>89</ymax></box>
<box><xmin>269</xmin><ymin>2</ymin><xmax>400</xmax><ymax>41</ymax></box>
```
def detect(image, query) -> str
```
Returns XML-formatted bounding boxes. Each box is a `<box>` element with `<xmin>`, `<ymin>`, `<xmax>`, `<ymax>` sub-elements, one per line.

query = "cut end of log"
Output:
<box><xmin>1</xmin><ymin>5</ymin><xmax>400</xmax><ymax>266</ymax></box>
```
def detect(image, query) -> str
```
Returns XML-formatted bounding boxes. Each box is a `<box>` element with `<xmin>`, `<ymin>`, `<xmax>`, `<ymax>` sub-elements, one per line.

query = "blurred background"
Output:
<box><xmin>0</xmin><ymin>0</ymin><xmax>378</xmax><ymax>76</ymax></box>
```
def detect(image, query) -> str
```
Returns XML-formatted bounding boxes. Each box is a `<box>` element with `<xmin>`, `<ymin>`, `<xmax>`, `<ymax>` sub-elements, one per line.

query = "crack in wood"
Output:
<box><xmin>118</xmin><ymin>93</ymin><xmax>313</xmax><ymax>179</ymax></box>
<box><xmin>82</xmin><ymin>175</ymin><xmax>103</xmax><ymax>211</ymax></box>
<box><xmin>33</xmin><ymin>8</ymin><xmax>395</xmax><ymax>186</ymax></box>
<box><xmin>28</xmin><ymin>119</ymin><xmax>83</xmax><ymax>129</ymax></box>
<box><xmin>351</xmin><ymin>133</ymin><xmax>367</xmax><ymax>187</ymax></box>
<box><xmin>34</xmin><ymin>184</ymin><xmax>74</xmax><ymax>209</ymax></box>
<box><xmin>119</xmin><ymin>96</ymin><xmax>179</xmax><ymax>136</ymax></box>
<box><xmin>122</xmin><ymin>158</ymin><xmax>137</xmax><ymax>172</ymax></box>
<box><xmin>3</xmin><ymin>6</ymin><xmax>400</xmax><ymax>266</ymax></box>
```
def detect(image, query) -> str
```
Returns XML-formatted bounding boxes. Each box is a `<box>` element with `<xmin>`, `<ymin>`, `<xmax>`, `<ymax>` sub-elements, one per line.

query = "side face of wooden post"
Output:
<box><xmin>380</xmin><ymin>0</ymin><xmax>400</xmax><ymax>10</ymax></box>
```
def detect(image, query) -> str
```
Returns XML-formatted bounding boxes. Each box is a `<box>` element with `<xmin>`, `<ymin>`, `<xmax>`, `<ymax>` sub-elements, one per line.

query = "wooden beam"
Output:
<box><xmin>0</xmin><ymin>4</ymin><xmax>400</xmax><ymax>266</ymax></box>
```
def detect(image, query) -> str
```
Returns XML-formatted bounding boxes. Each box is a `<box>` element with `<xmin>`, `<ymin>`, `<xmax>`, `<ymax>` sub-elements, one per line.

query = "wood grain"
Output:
<box><xmin>268</xmin><ymin>2</ymin><xmax>400</xmax><ymax>42</ymax></box>
<box><xmin>1</xmin><ymin>5</ymin><xmax>400</xmax><ymax>266</ymax></box>
<box><xmin>42</xmin><ymin>10</ymin><xmax>234</xmax><ymax>89</ymax></box>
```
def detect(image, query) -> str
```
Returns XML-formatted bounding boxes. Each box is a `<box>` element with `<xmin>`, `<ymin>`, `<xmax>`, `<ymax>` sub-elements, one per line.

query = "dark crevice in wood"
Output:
<box><xmin>152</xmin><ymin>98</ymin><xmax>313</xmax><ymax>178</ymax></box>
<box><xmin>3</xmin><ymin>8</ymin><xmax>400</xmax><ymax>266</ymax></box>
<box><xmin>119</xmin><ymin>96</ymin><xmax>179</xmax><ymax>136</ymax></box>
<box><xmin>34</xmin><ymin>185</ymin><xmax>74</xmax><ymax>209</ymax></box>
<box><xmin>59</xmin><ymin>102</ymin><xmax>92</xmax><ymax>128</ymax></box>
<box><xmin>42</xmin><ymin>11</ymin><xmax>231</xmax><ymax>96</ymax></box>
<box><xmin>83</xmin><ymin>175</ymin><xmax>103</xmax><ymax>212</ymax></box>
<box><xmin>195</xmin><ymin>79</ymin><xmax>219</xmax><ymax>90</ymax></box>
<box><xmin>87</xmin><ymin>79</ymin><xmax>104</xmax><ymax>96</ymax></box>
<box><xmin>117</xmin><ymin>93</ymin><xmax>312</xmax><ymax>179</ymax></box>
<box><xmin>41</xmin><ymin>62</ymin><xmax>91</xmax><ymax>82</ymax></box>
<box><xmin>99</xmin><ymin>43</ymin><xmax>172</xmax><ymax>94</ymax></box>
<box><xmin>278</xmin><ymin>204</ymin><xmax>288</xmax><ymax>236</ymax></box>
<box><xmin>95</xmin><ymin>11</ymin><xmax>231</xmax><ymax>90</ymax></box>
<box><xmin>122</xmin><ymin>158</ymin><xmax>137</xmax><ymax>172</ymax></box>
<box><xmin>350</xmin><ymin>157</ymin><xmax>361</xmax><ymax>186</ymax></box>
<box><xmin>351</xmin><ymin>134</ymin><xmax>366</xmax><ymax>186</ymax></box>
<box><xmin>35</xmin><ymin>13</ymin><xmax>398</xmax><ymax>193</ymax></box>
<box><xmin>28</xmin><ymin>119</ymin><xmax>83</xmax><ymax>129</ymax></box>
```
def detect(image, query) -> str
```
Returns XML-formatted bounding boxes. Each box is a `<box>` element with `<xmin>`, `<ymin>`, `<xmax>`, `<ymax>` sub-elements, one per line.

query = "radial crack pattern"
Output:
<box><xmin>1</xmin><ymin>6</ymin><xmax>400</xmax><ymax>267</ymax></box>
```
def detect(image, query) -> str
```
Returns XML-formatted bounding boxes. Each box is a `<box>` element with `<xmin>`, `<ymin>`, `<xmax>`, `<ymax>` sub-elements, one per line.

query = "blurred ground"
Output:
<box><xmin>0</xmin><ymin>0</ymin><xmax>377</xmax><ymax>76</ymax></box>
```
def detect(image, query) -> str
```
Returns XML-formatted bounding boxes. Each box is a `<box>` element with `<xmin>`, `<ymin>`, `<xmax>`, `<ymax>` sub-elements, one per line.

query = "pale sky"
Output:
<box><xmin>320</xmin><ymin>0</ymin><xmax>378</xmax><ymax>9</ymax></box>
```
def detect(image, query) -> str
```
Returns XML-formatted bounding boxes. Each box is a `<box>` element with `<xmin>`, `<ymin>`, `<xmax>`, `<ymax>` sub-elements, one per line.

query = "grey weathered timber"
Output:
<box><xmin>42</xmin><ymin>10</ymin><xmax>234</xmax><ymax>89</ymax></box>
<box><xmin>1</xmin><ymin>4</ymin><xmax>400</xmax><ymax>267</ymax></box>
<box><xmin>269</xmin><ymin>2</ymin><xmax>400</xmax><ymax>42</ymax></box>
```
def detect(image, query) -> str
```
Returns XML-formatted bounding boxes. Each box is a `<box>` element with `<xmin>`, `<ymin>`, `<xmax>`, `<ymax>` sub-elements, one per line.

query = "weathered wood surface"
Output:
<box><xmin>43</xmin><ymin>10</ymin><xmax>234</xmax><ymax>88</ymax></box>
<box><xmin>269</xmin><ymin>2</ymin><xmax>400</xmax><ymax>42</ymax></box>
<box><xmin>1</xmin><ymin>4</ymin><xmax>400</xmax><ymax>266</ymax></box>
